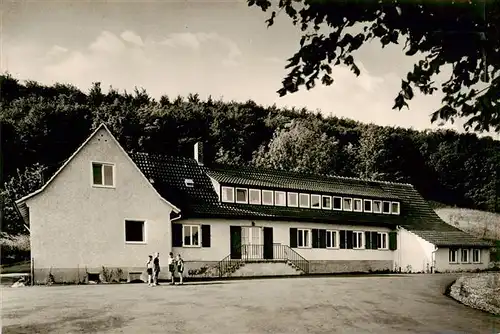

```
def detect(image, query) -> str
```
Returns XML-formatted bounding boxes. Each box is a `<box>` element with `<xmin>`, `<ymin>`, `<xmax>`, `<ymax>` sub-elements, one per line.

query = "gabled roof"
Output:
<box><xmin>15</xmin><ymin>124</ymin><xmax>180</xmax><ymax>214</ymax></box>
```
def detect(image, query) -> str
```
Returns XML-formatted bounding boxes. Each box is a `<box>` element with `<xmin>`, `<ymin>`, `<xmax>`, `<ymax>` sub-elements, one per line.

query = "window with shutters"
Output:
<box><xmin>297</xmin><ymin>229</ymin><xmax>311</xmax><ymax>248</ymax></box>
<box><xmin>377</xmin><ymin>232</ymin><xmax>388</xmax><ymax>249</ymax></box>
<box><xmin>352</xmin><ymin>231</ymin><xmax>364</xmax><ymax>249</ymax></box>
<box><xmin>326</xmin><ymin>230</ymin><xmax>338</xmax><ymax>249</ymax></box>
<box><xmin>183</xmin><ymin>225</ymin><xmax>200</xmax><ymax>247</ymax></box>
<box><xmin>92</xmin><ymin>162</ymin><xmax>115</xmax><ymax>187</ymax></box>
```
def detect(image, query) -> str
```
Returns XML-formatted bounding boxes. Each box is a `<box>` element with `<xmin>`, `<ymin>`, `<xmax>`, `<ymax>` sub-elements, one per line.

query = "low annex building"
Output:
<box><xmin>15</xmin><ymin>124</ymin><xmax>493</xmax><ymax>283</ymax></box>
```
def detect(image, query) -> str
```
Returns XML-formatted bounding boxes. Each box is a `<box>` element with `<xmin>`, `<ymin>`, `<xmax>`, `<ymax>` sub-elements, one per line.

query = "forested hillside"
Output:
<box><xmin>2</xmin><ymin>73</ymin><xmax>499</xmax><ymax>235</ymax></box>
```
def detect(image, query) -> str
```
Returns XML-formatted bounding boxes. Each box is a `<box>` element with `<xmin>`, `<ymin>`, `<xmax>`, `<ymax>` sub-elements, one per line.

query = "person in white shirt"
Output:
<box><xmin>168</xmin><ymin>252</ymin><xmax>175</xmax><ymax>285</ymax></box>
<box><xmin>146</xmin><ymin>255</ymin><xmax>153</xmax><ymax>287</ymax></box>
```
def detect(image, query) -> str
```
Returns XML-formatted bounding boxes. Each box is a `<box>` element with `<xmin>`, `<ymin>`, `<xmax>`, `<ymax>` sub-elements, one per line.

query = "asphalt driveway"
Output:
<box><xmin>2</xmin><ymin>274</ymin><xmax>499</xmax><ymax>333</ymax></box>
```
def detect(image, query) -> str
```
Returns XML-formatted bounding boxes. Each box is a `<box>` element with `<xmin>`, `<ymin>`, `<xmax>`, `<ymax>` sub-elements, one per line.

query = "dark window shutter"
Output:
<box><xmin>312</xmin><ymin>229</ymin><xmax>319</xmax><ymax>248</ymax></box>
<box><xmin>290</xmin><ymin>228</ymin><xmax>298</xmax><ymax>248</ymax></box>
<box><xmin>371</xmin><ymin>231</ymin><xmax>378</xmax><ymax>249</ymax></box>
<box><xmin>319</xmin><ymin>229</ymin><xmax>327</xmax><ymax>248</ymax></box>
<box><xmin>201</xmin><ymin>225</ymin><xmax>211</xmax><ymax>247</ymax></box>
<box><xmin>340</xmin><ymin>230</ymin><xmax>346</xmax><ymax>249</ymax></box>
<box><xmin>365</xmin><ymin>231</ymin><xmax>371</xmax><ymax>249</ymax></box>
<box><xmin>346</xmin><ymin>231</ymin><xmax>354</xmax><ymax>249</ymax></box>
<box><xmin>389</xmin><ymin>231</ymin><xmax>398</xmax><ymax>250</ymax></box>
<box><xmin>172</xmin><ymin>223</ymin><xmax>183</xmax><ymax>247</ymax></box>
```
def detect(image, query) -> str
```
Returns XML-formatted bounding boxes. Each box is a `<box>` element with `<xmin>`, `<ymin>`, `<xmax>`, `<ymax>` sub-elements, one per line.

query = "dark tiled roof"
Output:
<box><xmin>129</xmin><ymin>152</ymin><xmax>491</xmax><ymax>247</ymax></box>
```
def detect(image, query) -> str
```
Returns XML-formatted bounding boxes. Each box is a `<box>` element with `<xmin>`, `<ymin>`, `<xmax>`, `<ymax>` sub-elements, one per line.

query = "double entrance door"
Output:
<box><xmin>230</xmin><ymin>225</ymin><xmax>274</xmax><ymax>260</ymax></box>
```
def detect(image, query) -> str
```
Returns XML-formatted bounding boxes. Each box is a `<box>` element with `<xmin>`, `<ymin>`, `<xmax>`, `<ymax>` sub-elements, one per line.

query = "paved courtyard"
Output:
<box><xmin>2</xmin><ymin>274</ymin><xmax>499</xmax><ymax>333</ymax></box>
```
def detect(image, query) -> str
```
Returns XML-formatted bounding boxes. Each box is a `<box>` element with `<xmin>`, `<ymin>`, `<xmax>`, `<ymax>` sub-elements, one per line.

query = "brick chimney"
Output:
<box><xmin>194</xmin><ymin>142</ymin><xmax>204</xmax><ymax>165</ymax></box>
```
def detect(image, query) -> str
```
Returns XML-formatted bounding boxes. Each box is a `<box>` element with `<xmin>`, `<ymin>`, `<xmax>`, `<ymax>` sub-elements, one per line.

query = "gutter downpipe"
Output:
<box><xmin>431</xmin><ymin>246</ymin><xmax>438</xmax><ymax>274</ymax></box>
<box><xmin>396</xmin><ymin>225</ymin><xmax>402</xmax><ymax>273</ymax></box>
<box><xmin>171</xmin><ymin>212</ymin><xmax>182</xmax><ymax>222</ymax></box>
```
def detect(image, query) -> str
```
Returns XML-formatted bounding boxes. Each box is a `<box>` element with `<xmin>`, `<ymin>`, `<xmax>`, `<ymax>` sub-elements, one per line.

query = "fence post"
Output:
<box><xmin>31</xmin><ymin>257</ymin><xmax>34</xmax><ymax>286</ymax></box>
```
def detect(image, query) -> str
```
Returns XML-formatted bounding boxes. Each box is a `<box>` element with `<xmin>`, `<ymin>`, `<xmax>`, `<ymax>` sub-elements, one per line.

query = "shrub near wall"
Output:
<box><xmin>0</xmin><ymin>233</ymin><xmax>30</xmax><ymax>266</ymax></box>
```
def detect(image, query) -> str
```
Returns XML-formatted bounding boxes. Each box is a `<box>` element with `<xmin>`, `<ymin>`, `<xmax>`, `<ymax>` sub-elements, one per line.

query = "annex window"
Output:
<box><xmin>92</xmin><ymin>162</ymin><xmax>114</xmax><ymax>187</ymax></box>
<box><xmin>353</xmin><ymin>198</ymin><xmax>362</xmax><ymax>212</ymax></box>
<box><xmin>326</xmin><ymin>230</ymin><xmax>338</xmax><ymax>248</ymax></box>
<box><xmin>125</xmin><ymin>220</ymin><xmax>145</xmax><ymax>243</ymax></box>
<box><xmin>373</xmin><ymin>200</ymin><xmax>382</xmax><ymax>213</ymax></box>
<box><xmin>287</xmin><ymin>192</ymin><xmax>299</xmax><ymax>207</ymax></box>
<box><xmin>221</xmin><ymin>186</ymin><xmax>235</xmax><ymax>203</ymax></box>
<box><xmin>391</xmin><ymin>202</ymin><xmax>400</xmax><ymax>215</ymax></box>
<box><xmin>235</xmin><ymin>188</ymin><xmax>248</xmax><ymax>204</ymax></box>
<box><xmin>262</xmin><ymin>190</ymin><xmax>274</xmax><ymax>205</ymax></box>
<box><xmin>311</xmin><ymin>194</ymin><xmax>321</xmax><ymax>209</ymax></box>
<box><xmin>353</xmin><ymin>231</ymin><xmax>364</xmax><ymax>249</ymax></box>
<box><xmin>322</xmin><ymin>196</ymin><xmax>332</xmax><ymax>210</ymax></box>
<box><xmin>183</xmin><ymin>225</ymin><xmax>200</xmax><ymax>247</ymax></box>
<box><xmin>377</xmin><ymin>232</ymin><xmax>388</xmax><ymax>250</ymax></box>
<box><xmin>461</xmin><ymin>249</ymin><xmax>470</xmax><ymax>263</ymax></box>
<box><xmin>297</xmin><ymin>229</ymin><xmax>311</xmax><ymax>248</ymax></box>
<box><xmin>343</xmin><ymin>198</ymin><xmax>353</xmax><ymax>211</ymax></box>
<box><xmin>363</xmin><ymin>200</ymin><xmax>372</xmax><ymax>212</ymax></box>
<box><xmin>449</xmin><ymin>249</ymin><xmax>459</xmax><ymax>263</ymax></box>
<box><xmin>333</xmin><ymin>196</ymin><xmax>342</xmax><ymax>210</ymax></box>
<box><xmin>472</xmin><ymin>249</ymin><xmax>481</xmax><ymax>263</ymax></box>
<box><xmin>382</xmin><ymin>201</ymin><xmax>391</xmax><ymax>214</ymax></box>
<box><xmin>299</xmin><ymin>193</ymin><xmax>310</xmax><ymax>208</ymax></box>
<box><xmin>275</xmin><ymin>191</ymin><xmax>286</xmax><ymax>206</ymax></box>
<box><xmin>249</xmin><ymin>189</ymin><xmax>261</xmax><ymax>205</ymax></box>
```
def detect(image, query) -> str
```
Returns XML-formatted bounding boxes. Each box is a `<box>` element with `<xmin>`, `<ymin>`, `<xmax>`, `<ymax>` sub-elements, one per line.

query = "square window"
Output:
<box><xmin>249</xmin><ymin>189</ymin><xmax>261</xmax><ymax>204</ymax></box>
<box><xmin>183</xmin><ymin>225</ymin><xmax>200</xmax><ymax>247</ymax></box>
<box><xmin>343</xmin><ymin>198</ymin><xmax>353</xmax><ymax>211</ymax></box>
<box><xmin>364</xmin><ymin>200</ymin><xmax>372</xmax><ymax>212</ymax></box>
<box><xmin>287</xmin><ymin>192</ymin><xmax>298</xmax><ymax>207</ymax></box>
<box><xmin>297</xmin><ymin>229</ymin><xmax>310</xmax><ymax>248</ymax></box>
<box><xmin>373</xmin><ymin>200</ymin><xmax>382</xmax><ymax>213</ymax></box>
<box><xmin>391</xmin><ymin>202</ymin><xmax>400</xmax><ymax>215</ymax></box>
<box><xmin>299</xmin><ymin>193</ymin><xmax>310</xmax><ymax>208</ymax></box>
<box><xmin>262</xmin><ymin>190</ymin><xmax>274</xmax><ymax>205</ymax></box>
<box><xmin>333</xmin><ymin>197</ymin><xmax>342</xmax><ymax>210</ymax></box>
<box><xmin>235</xmin><ymin>188</ymin><xmax>248</xmax><ymax>203</ymax></box>
<box><xmin>377</xmin><ymin>232</ymin><xmax>388</xmax><ymax>249</ymax></box>
<box><xmin>125</xmin><ymin>220</ymin><xmax>145</xmax><ymax>243</ymax></box>
<box><xmin>472</xmin><ymin>249</ymin><xmax>481</xmax><ymax>263</ymax></box>
<box><xmin>311</xmin><ymin>194</ymin><xmax>321</xmax><ymax>209</ymax></box>
<box><xmin>353</xmin><ymin>231</ymin><xmax>364</xmax><ymax>249</ymax></box>
<box><xmin>275</xmin><ymin>191</ymin><xmax>286</xmax><ymax>206</ymax></box>
<box><xmin>326</xmin><ymin>230</ymin><xmax>338</xmax><ymax>248</ymax></box>
<box><xmin>221</xmin><ymin>187</ymin><xmax>235</xmax><ymax>203</ymax></box>
<box><xmin>449</xmin><ymin>249</ymin><xmax>458</xmax><ymax>263</ymax></box>
<box><xmin>353</xmin><ymin>199</ymin><xmax>362</xmax><ymax>212</ymax></box>
<box><xmin>382</xmin><ymin>201</ymin><xmax>391</xmax><ymax>214</ymax></box>
<box><xmin>322</xmin><ymin>196</ymin><xmax>332</xmax><ymax>210</ymax></box>
<box><xmin>92</xmin><ymin>162</ymin><xmax>114</xmax><ymax>187</ymax></box>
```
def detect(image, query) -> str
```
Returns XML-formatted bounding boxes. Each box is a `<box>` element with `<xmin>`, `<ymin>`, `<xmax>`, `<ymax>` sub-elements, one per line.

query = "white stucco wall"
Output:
<box><xmin>26</xmin><ymin>128</ymin><xmax>174</xmax><ymax>270</ymax></box>
<box><xmin>173</xmin><ymin>218</ymin><xmax>394</xmax><ymax>262</ymax></box>
<box><xmin>434</xmin><ymin>247</ymin><xmax>490</xmax><ymax>272</ymax></box>
<box><xmin>394</xmin><ymin>228</ymin><xmax>435</xmax><ymax>273</ymax></box>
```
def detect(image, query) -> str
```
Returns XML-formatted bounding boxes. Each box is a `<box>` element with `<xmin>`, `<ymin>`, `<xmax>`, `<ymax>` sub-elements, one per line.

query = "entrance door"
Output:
<box><xmin>242</xmin><ymin>226</ymin><xmax>263</xmax><ymax>259</ymax></box>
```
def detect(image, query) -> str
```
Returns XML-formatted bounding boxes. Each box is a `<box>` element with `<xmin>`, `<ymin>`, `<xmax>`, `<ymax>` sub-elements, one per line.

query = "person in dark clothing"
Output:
<box><xmin>153</xmin><ymin>252</ymin><xmax>160</xmax><ymax>286</ymax></box>
<box><xmin>146</xmin><ymin>255</ymin><xmax>153</xmax><ymax>287</ymax></box>
<box><xmin>176</xmin><ymin>254</ymin><xmax>185</xmax><ymax>285</ymax></box>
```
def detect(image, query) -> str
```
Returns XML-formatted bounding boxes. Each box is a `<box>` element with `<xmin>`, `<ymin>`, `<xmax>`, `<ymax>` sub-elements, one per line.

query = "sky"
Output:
<box><xmin>2</xmin><ymin>0</ymin><xmax>498</xmax><ymax>139</ymax></box>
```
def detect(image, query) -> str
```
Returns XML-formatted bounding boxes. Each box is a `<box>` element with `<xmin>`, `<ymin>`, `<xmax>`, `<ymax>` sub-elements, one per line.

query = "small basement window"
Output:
<box><xmin>332</xmin><ymin>197</ymin><xmax>342</xmax><ymax>210</ymax></box>
<box><xmin>391</xmin><ymin>202</ymin><xmax>400</xmax><ymax>215</ymax></box>
<box><xmin>299</xmin><ymin>193</ymin><xmax>310</xmax><ymax>208</ymax></box>
<box><xmin>92</xmin><ymin>162</ymin><xmax>114</xmax><ymax>187</ymax></box>
<box><xmin>373</xmin><ymin>200</ymin><xmax>382</xmax><ymax>213</ymax></box>
<box><xmin>184</xmin><ymin>179</ymin><xmax>194</xmax><ymax>188</ymax></box>
<box><xmin>221</xmin><ymin>187</ymin><xmax>235</xmax><ymax>203</ymax></box>
<box><xmin>275</xmin><ymin>191</ymin><xmax>286</xmax><ymax>206</ymax></box>
<box><xmin>235</xmin><ymin>188</ymin><xmax>248</xmax><ymax>203</ymax></box>
<box><xmin>287</xmin><ymin>192</ymin><xmax>298</xmax><ymax>207</ymax></box>
<box><xmin>382</xmin><ymin>201</ymin><xmax>391</xmax><ymax>214</ymax></box>
<box><xmin>364</xmin><ymin>199</ymin><xmax>372</xmax><ymax>213</ymax></box>
<box><xmin>322</xmin><ymin>196</ymin><xmax>332</xmax><ymax>210</ymax></box>
<box><xmin>343</xmin><ymin>198</ymin><xmax>353</xmax><ymax>211</ymax></box>
<box><xmin>249</xmin><ymin>189</ymin><xmax>261</xmax><ymax>205</ymax></box>
<box><xmin>311</xmin><ymin>194</ymin><xmax>321</xmax><ymax>209</ymax></box>
<box><xmin>353</xmin><ymin>199</ymin><xmax>362</xmax><ymax>212</ymax></box>
<box><xmin>125</xmin><ymin>220</ymin><xmax>145</xmax><ymax>243</ymax></box>
<box><xmin>262</xmin><ymin>190</ymin><xmax>274</xmax><ymax>205</ymax></box>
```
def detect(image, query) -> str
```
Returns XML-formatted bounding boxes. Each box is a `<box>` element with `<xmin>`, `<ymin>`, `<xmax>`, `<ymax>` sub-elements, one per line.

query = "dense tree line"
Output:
<box><xmin>1</xmin><ymin>73</ymin><xmax>499</xmax><ymax>235</ymax></box>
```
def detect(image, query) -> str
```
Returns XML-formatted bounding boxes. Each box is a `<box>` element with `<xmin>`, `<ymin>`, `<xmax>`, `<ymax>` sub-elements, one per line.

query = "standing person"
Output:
<box><xmin>176</xmin><ymin>254</ymin><xmax>185</xmax><ymax>285</ymax></box>
<box><xmin>168</xmin><ymin>252</ymin><xmax>175</xmax><ymax>285</ymax></box>
<box><xmin>146</xmin><ymin>255</ymin><xmax>153</xmax><ymax>287</ymax></box>
<box><xmin>153</xmin><ymin>252</ymin><xmax>160</xmax><ymax>286</ymax></box>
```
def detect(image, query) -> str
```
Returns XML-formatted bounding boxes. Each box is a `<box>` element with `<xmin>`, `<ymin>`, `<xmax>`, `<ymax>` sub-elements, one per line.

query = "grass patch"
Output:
<box><xmin>1</xmin><ymin>261</ymin><xmax>30</xmax><ymax>274</ymax></box>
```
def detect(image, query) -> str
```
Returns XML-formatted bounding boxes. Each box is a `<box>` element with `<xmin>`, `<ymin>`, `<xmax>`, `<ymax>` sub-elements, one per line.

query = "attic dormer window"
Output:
<box><xmin>184</xmin><ymin>179</ymin><xmax>194</xmax><ymax>188</ymax></box>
